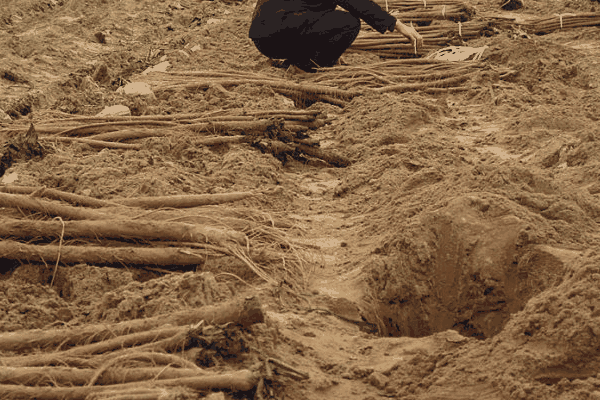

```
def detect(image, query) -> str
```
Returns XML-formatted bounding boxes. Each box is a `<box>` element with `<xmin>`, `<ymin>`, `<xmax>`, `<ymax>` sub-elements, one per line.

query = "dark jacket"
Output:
<box><xmin>249</xmin><ymin>0</ymin><xmax>396</xmax><ymax>39</ymax></box>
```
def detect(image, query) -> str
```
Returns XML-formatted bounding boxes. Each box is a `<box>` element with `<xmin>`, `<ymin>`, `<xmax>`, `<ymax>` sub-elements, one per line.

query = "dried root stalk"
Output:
<box><xmin>0</xmin><ymin>192</ymin><xmax>115</xmax><ymax>220</ymax></box>
<box><xmin>0</xmin><ymin>239</ymin><xmax>207</xmax><ymax>268</ymax></box>
<box><xmin>0</xmin><ymin>297</ymin><xmax>264</xmax><ymax>354</ymax></box>
<box><xmin>0</xmin><ymin>185</ymin><xmax>119</xmax><ymax>208</ymax></box>
<box><xmin>39</xmin><ymin>136</ymin><xmax>142</xmax><ymax>149</ymax></box>
<box><xmin>0</xmin><ymin>370</ymin><xmax>259</xmax><ymax>399</ymax></box>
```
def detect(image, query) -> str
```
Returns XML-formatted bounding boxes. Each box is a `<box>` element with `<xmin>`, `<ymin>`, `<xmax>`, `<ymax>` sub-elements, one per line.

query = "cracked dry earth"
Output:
<box><xmin>2</xmin><ymin>0</ymin><xmax>600</xmax><ymax>399</ymax></box>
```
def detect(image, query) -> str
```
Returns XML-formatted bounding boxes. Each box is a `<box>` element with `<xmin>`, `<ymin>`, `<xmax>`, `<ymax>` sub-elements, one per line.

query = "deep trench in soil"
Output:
<box><xmin>365</xmin><ymin>195</ymin><xmax>578</xmax><ymax>339</ymax></box>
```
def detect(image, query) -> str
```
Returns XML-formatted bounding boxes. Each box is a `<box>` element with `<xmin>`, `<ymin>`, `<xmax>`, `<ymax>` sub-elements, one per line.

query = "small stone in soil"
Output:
<box><xmin>94</xmin><ymin>31</ymin><xmax>105</xmax><ymax>43</ymax></box>
<box><xmin>369</xmin><ymin>371</ymin><xmax>389</xmax><ymax>389</ymax></box>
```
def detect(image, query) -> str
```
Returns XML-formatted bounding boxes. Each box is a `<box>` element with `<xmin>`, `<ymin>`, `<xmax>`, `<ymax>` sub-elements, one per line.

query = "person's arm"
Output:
<box><xmin>394</xmin><ymin>20</ymin><xmax>423</xmax><ymax>51</ymax></box>
<box><xmin>335</xmin><ymin>0</ymin><xmax>397</xmax><ymax>34</ymax></box>
<box><xmin>334</xmin><ymin>0</ymin><xmax>423</xmax><ymax>50</ymax></box>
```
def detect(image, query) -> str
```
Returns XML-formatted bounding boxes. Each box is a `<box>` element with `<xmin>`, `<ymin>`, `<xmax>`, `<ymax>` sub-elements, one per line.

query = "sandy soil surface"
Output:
<box><xmin>1</xmin><ymin>0</ymin><xmax>600</xmax><ymax>399</ymax></box>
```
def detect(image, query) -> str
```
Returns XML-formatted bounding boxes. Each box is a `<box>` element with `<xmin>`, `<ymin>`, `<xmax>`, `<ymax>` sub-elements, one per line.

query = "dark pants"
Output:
<box><xmin>253</xmin><ymin>10</ymin><xmax>361</xmax><ymax>72</ymax></box>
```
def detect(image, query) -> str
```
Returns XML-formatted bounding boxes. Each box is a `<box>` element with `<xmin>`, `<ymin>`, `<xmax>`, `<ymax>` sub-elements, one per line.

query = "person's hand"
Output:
<box><xmin>395</xmin><ymin>21</ymin><xmax>423</xmax><ymax>53</ymax></box>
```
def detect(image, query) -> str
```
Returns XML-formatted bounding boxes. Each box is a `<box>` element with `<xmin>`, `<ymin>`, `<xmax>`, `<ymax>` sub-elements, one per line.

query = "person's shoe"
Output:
<box><xmin>285</xmin><ymin>64</ymin><xmax>309</xmax><ymax>76</ymax></box>
<box><xmin>290</xmin><ymin>60</ymin><xmax>317</xmax><ymax>73</ymax></box>
<box><xmin>269</xmin><ymin>59</ymin><xmax>291</xmax><ymax>69</ymax></box>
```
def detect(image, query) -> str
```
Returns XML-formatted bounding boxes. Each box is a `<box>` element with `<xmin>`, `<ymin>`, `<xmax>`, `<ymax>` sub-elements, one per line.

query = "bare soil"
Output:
<box><xmin>2</xmin><ymin>0</ymin><xmax>600</xmax><ymax>399</ymax></box>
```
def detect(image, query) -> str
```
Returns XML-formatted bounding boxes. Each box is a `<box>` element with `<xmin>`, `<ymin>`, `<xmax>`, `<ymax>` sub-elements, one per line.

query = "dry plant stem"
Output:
<box><xmin>184</xmin><ymin>119</ymin><xmax>281</xmax><ymax>134</ymax></box>
<box><xmin>11</xmin><ymin>326</ymin><xmax>184</xmax><ymax>363</ymax></box>
<box><xmin>93</xmin><ymin>352</ymin><xmax>201</xmax><ymax>370</ymax></box>
<box><xmin>243</xmin><ymin>110</ymin><xmax>320</xmax><ymax>117</ymax></box>
<box><xmin>85</xmin><ymin>388</ymin><xmax>180</xmax><ymax>400</ymax></box>
<box><xmin>0</xmin><ymin>366</ymin><xmax>205</xmax><ymax>386</ymax></box>
<box><xmin>370</xmin><ymin>58</ymin><xmax>450</xmax><ymax>67</ymax></box>
<box><xmin>271</xmin><ymin>87</ymin><xmax>349</xmax><ymax>107</ymax></box>
<box><xmin>349</xmin><ymin>47</ymin><xmax>433</xmax><ymax>58</ymax></box>
<box><xmin>0</xmin><ymin>239</ymin><xmax>206</xmax><ymax>268</ymax></box>
<box><xmin>312</xmin><ymin>66</ymin><xmax>477</xmax><ymax>89</ymax></box>
<box><xmin>374</xmin><ymin>72</ymin><xmax>476</xmax><ymax>93</ymax></box>
<box><xmin>0</xmin><ymin>192</ymin><xmax>113</xmax><ymax>220</ymax></box>
<box><xmin>36</xmin><ymin>112</ymin><xmax>218</xmax><ymax>124</ymax></box>
<box><xmin>373</xmin><ymin>0</ymin><xmax>465</xmax><ymax>9</ymax></box>
<box><xmin>86</xmin><ymin>120</ymin><xmax>321</xmax><ymax>142</ymax></box>
<box><xmin>164</xmin><ymin>214</ymin><xmax>293</xmax><ymax>232</ymax></box>
<box><xmin>88</xmin><ymin>353</ymin><xmax>184</xmax><ymax>386</ymax></box>
<box><xmin>246</xmin><ymin>114</ymin><xmax>316</xmax><ymax>122</ymax></box>
<box><xmin>295</xmin><ymin>143</ymin><xmax>350</xmax><ymax>168</ymax></box>
<box><xmin>18</xmin><ymin>111</ymin><xmax>322</xmax><ymax>133</ymax></box>
<box><xmin>351</xmin><ymin>41</ymin><xmax>443</xmax><ymax>49</ymax></box>
<box><xmin>55</xmin><ymin>121</ymin><xmax>178</xmax><ymax>136</ymax></box>
<box><xmin>0</xmin><ymin>185</ymin><xmax>121</xmax><ymax>208</ymax></box>
<box><xmin>86</xmin><ymin>123</ymin><xmax>290</xmax><ymax>142</ymax></box>
<box><xmin>195</xmin><ymin>135</ymin><xmax>249</xmax><ymax>146</ymax></box>
<box><xmin>388</xmin><ymin>5</ymin><xmax>473</xmax><ymax>21</ymax></box>
<box><xmin>87</xmin><ymin>128</ymin><xmax>172</xmax><ymax>141</ymax></box>
<box><xmin>0</xmin><ymin>187</ymin><xmax>255</xmax><ymax>210</ymax></box>
<box><xmin>284</xmin><ymin>123</ymin><xmax>309</xmax><ymax>132</ymax></box>
<box><xmin>0</xmin><ymin>217</ymin><xmax>248</xmax><ymax>246</ymax></box>
<box><xmin>0</xmin><ymin>370</ymin><xmax>259</xmax><ymax>399</ymax></box>
<box><xmin>49</xmin><ymin>216</ymin><xmax>65</xmax><ymax>288</ymax></box>
<box><xmin>130</xmin><ymin>329</ymin><xmax>192</xmax><ymax>354</ymax></box>
<box><xmin>39</xmin><ymin>136</ymin><xmax>142</xmax><ymax>150</ymax></box>
<box><xmin>0</xmin><ymin>356</ymin><xmax>97</xmax><ymax>369</ymax></box>
<box><xmin>425</xmin><ymin>86</ymin><xmax>470</xmax><ymax>93</ymax></box>
<box><xmin>90</xmin><ymin>117</ymin><xmax>286</xmax><ymax>140</ymax></box>
<box><xmin>165</xmin><ymin>69</ymin><xmax>268</xmax><ymax>78</ymax></box>
<box><xmin>114</xmin><ymin>191</ymin><xmax>256</xmax><ymax>209</ymax></box>
<box><xmin>182</xmin><ymin>115</ymin><xmax>255</xmax><ymax>123</ymax></box>
<box><xmin>0</xmin><ymin>297</ymin><xmax>264</xmax><ymax>353</ymax></box>
<box><xmin>268</xmin><ymin>358</ymin><xmax>310</xmax><ymax>380</ymax></box>
<box><xmin>160</xmin><ymin>79</ymin><xmax>359</xmax><ymax>100</ymax></box>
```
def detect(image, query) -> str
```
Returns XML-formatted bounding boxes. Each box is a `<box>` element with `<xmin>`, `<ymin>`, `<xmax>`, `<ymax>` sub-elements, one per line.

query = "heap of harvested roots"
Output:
<box><xmin>0</xmin><ymin>108</ymin><xmax>349</xmax><ymax>167</ymax></box>
<box><xmin>350</xmin><ymin>21</ymin><xmax>494</xmax><ymax>57</ymax></box>
<box><xmin>307</xmin><ymin>59</ymin><xmax>484</xmax><ymax>93</ymax></box>
<box><xmin>134</xmin><ymin>70</ymin><xmax>357</xmax><ymax>107</ymax></box>
<box><xmin>0</xmin><ymin>181</ymin><xmax>313</xmax><ymax>290</ymax></box>
<box><xmin>134</xmin><ymin>62</ymin><xmax>484</xmax><ymax>110</ymax></box>
<box><xmin>373</xmin><ymin>0</ymin><xmax>474</xmax><ymax>21</ymax></box>
<box><xmin>487</xmin><ymin>11</ymin><xmax>600</xmax><ymax>35</ymax></box>
<box><xmin>0</xmin><ymin>296</ymin><xmax>308</xmax><ymax>400</ymax></box>
<box><xmin>391</xmin><ymin>4</ymin><xmax>475</xmax><ymax>22</ymax></box>
<box><xmin>374</xmin><ymin>0</ymin><xmax>467</xmax><ymax>12</ymax></box>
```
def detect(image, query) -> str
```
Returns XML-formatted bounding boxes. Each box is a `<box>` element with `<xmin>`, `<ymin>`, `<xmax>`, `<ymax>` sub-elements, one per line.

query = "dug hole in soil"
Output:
<box><xmin>2</xmin><ymin>0</ymin><xmax>600</xmax><ymax>399</ymax></box>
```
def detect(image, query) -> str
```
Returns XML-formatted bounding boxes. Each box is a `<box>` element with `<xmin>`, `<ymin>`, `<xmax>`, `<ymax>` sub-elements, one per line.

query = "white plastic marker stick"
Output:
<box><xmin>385</xmin><ymin>0</ymin><xmax>388</xmax><ymax>12</ymax></box>
<box><xmin>442</xmin><ymin>5</ymin><xmax>446</xmax><ymax>18</ymax></box>
<box><xmin>458</xmin><ymin>21</ymin><xmax>462</xmax><ymax>37</ymax></box>
<box><xmin>410</xmin><ymin>21</ymin><xmax>417</xmax><ymax>55</ymax></box>
<box><xmin>554</xmin><ymin>13</ymin><xmax>575</xmax><ymax>29</ymax></box>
